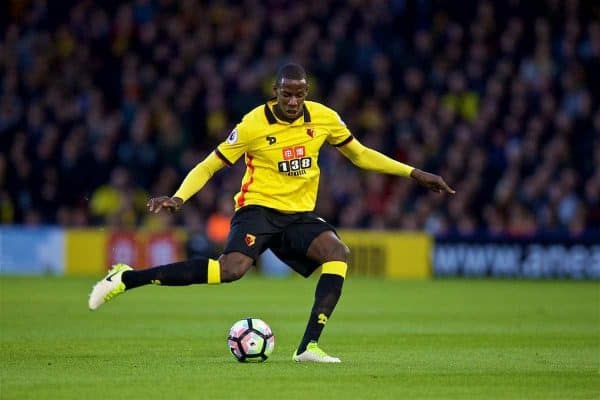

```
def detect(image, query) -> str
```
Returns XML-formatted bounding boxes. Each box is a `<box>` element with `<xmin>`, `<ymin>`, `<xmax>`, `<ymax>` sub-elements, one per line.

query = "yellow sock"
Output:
<box><xmin>321</xmin><ymin>261</ymin><xmax>347</xmax><ymax>278</ymax></box>
<box><xmin>207</xmin><ymin>259</ymin><xmax>221</xmax><ymax>284</ymax></box>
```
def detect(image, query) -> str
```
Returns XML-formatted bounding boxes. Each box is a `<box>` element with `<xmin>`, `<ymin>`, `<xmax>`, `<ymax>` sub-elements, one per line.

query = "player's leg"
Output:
<box><xmin>89</xmin><ymin>206</ymin><xmax>272</xmax><ymax>310</ymax></box>
<box><xmin>273</xmin><ymin>215</ymin><xmax>349</xmax><ymax>362</ymax></box>
<box><xmin>121</xmin><ymin>252</ymin><xmax>253</xmax><ymax>288</ymax></box>
<box><xmin>294</xmin><ymin>230</ymin><xmax>348</xmax><ymax>362</ymax></box>
<box><xmin>88</xmin><ymin>253</ymin><xmax>253</xmax><ymax>310</ymax></box>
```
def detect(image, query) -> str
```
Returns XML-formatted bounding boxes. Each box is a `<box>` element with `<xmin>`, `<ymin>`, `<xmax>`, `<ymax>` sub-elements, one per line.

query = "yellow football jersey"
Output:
<box><xmin>216</xmin><ymin>100</ymin><xmax>353</xmax><ymax>212</ymax></box>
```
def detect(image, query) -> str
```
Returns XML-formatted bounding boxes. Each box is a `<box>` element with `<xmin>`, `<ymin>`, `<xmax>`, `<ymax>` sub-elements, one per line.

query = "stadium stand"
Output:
<box><xmin>1</xmin><ymin>0</ymin><xmax>598</xmax><ymax>238</ymax></box>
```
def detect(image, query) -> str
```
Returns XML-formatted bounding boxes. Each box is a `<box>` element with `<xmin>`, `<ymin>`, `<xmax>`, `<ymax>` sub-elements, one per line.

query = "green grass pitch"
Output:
<box><xmin>1</xmin><ymin>275</ymin><xmax>598</xmax><ymax>399</ymax></box>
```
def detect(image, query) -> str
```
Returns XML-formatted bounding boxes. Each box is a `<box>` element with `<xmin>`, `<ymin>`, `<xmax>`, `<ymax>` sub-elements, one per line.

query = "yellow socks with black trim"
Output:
<box><xmin>296</xmin><ymin>261</ymin><xmax>347</xmax><ymax>354</ymax></box>
<box><xmin>121</xmin><ymin>258</ymin><xmax>221</xmax><ymax>289</ymax></box>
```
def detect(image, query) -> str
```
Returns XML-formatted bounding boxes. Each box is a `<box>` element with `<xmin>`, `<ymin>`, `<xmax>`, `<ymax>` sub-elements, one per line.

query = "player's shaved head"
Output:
<box><xmin>275</xmin><ymin>63</ymin><xmax>307</xmax><ymax>87</ymax></box>
<box><xmin>272</xmin><ymin>63</ymin><xmax>309</xmax><ymax>122</ymax></box>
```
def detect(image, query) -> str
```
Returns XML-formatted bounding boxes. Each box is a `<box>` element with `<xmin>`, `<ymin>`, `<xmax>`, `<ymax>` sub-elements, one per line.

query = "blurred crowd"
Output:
<box><xmin>1</xmin><ymin>0</ymin><xmax>598</xmax><ymax>241</ymax></box>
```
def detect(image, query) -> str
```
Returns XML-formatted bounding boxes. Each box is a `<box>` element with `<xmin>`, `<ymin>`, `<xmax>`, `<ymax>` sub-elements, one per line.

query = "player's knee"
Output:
<box><xmin>220</xmin><ymin>263</ymin><xmax>247</xmax><ymax>282</ymax></box>
<box><xmin>326</xmin><ymin>241</ymin><xmax>350</xmax><ymax>263</ymax></box>
<box><xmin>341</xmin><ymin>244</ymin><xmax>350</xmax><ymax>262</ymax></box>
<box><xmin>219</xmin><ymin>253</ymin><xmax>252</xmax><ymax>283</ymax></box>
<box><xmin>309</xmin><ymin>231</ymin><xmax>350</xmax><ymax>263</ymax></box>
<box><xmin>221</xmin><ymin>267</ymin><xmax>245</xmax><ymax>282</ymax></box>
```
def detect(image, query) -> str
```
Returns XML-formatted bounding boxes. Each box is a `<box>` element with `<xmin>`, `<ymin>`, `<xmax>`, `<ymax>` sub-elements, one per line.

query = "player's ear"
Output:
<box><xmin>272</xmin><ymin>85</ymin><xmax>278</xmax><ymax>97</ymax></box>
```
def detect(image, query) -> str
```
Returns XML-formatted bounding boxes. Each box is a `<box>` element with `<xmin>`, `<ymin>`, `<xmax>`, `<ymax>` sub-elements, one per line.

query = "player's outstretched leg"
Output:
<box><xmin>88</xmin><ymin>257</ymin><xmax>222</xmax><ymax>310</ymax></box>
<box><xmin>293</xmin><ymin>261</ymin><xmax>346</xmax><ymax>363</ymax></box>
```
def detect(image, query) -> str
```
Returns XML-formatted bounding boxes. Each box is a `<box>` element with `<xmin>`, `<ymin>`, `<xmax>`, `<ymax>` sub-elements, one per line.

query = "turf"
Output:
<box><xmin>1</xmin><ymin>275</ymin><xmax>598</xmax><ymax>399</ymax></box>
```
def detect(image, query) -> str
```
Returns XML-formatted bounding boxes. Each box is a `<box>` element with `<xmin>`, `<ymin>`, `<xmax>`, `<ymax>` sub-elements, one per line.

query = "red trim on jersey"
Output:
<box><xmin>236</xmin><ymin>154</ymin><xmax>255</xmax><ymax>207</ymax></box>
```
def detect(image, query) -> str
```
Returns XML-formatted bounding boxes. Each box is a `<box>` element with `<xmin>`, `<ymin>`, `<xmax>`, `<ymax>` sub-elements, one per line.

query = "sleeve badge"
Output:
<box><xmin>226</xmin><ymin>129</ymin><xmax>239</xmax><ymax>144</ymax></box>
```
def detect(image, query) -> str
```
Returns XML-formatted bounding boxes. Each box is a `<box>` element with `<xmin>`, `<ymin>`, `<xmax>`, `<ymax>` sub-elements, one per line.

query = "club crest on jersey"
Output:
<box><xmin>226</xmin><ymin>129</ymin><xmax>238</xmax><ymax>144</ymax></box>
<box><xmin>306</xmin><ymin>128</ymin><xmax>314</xmax><ymax>138</ymax></box>
<box><xmin>245</xmin><ymin>233</ymin><xmax>256</xmax><ymax>247</ymax></box>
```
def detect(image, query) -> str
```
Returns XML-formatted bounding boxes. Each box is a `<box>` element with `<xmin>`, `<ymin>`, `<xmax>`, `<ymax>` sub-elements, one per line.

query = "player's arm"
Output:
<box><xmin>337</xmin><ymin>138</ymin><xmax>456</xmax><ymax>194</ymax></box>
<box><xmin>337</xmin><ymin>138</ymin><xmax>413</xmax><ymax>176</ymax></box>
<box><xmin>147</xmin><ymin>151</ymin><xmax>226</xmax><ymax>213</ymax></box>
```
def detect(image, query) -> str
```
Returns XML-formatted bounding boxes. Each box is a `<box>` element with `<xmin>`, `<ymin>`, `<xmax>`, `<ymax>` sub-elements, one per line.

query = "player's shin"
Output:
<box><xmin>297</xmin><ymin>261</ymin><xmax>347</xmax><ymax>354</ymax></box>
<box><xmin>121</xmin><ymin>258</ymin><xmax>221</xmax><ymax>289</ymax></box>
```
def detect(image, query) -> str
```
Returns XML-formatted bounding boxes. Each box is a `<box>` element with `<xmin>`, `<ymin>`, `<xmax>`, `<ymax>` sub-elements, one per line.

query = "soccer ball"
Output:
<box><xmin>227</xmin><ymin>318</ymin><xmax>275</xmax><ymax>362</ymax></box>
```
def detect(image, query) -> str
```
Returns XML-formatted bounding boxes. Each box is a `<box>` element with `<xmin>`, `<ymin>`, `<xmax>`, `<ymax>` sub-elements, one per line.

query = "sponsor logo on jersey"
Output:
<box><xmin>266</xmin><ymin>135</ymin><xmax>276</xmax><ymax>145</ymax></box>
<box><xmin>245</xmin><ymin>233</ymin><xmax>256</xmax><ymax>247</ymax></box>
<box><xmin>278</xmin><ymin>145</ymin><xmax>311</xmax><ymax>176</ymax></box>
<box><xmin>306</xmin><ymin>128</ymin><xmax>314</xmax><ymax>138</ymax></box>
<box><xmin>282</xmin><ymin>146</ymin><xmax>306</xmax><ymax>160</ymax></box>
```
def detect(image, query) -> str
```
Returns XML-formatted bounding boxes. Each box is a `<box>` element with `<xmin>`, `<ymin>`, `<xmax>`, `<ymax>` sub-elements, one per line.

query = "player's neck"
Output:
<box><xmin>273</xmin><ymin>103</ymin><xmax>302</xmax><ymax>123</ymax></box>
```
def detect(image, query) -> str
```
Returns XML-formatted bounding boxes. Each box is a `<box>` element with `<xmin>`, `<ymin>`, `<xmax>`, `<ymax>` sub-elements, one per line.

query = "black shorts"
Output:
<box><xmin>223</xmin><ymin>205</ymin><xmax>337</xmax><ymax>277</ymax></box>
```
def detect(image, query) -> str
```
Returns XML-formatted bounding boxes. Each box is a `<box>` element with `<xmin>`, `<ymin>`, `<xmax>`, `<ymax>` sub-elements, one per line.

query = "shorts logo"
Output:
<box><xmin>226</xmin><ymin>129</ymin><xmax>238</xmax><ymax>144</ymax></box>
<box><xmin>245</xmin><ymin>233</ymin><xmax>256</xmax><ymax>247</ymax></box>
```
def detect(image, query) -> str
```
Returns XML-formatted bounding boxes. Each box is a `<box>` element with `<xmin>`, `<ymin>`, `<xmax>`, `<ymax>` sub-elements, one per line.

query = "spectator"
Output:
<box><xmin>0</xmin><ymin>0</ymin><xmax>597</xmax><ymax>238</ymax></box>
<box><xmin>206</xmin><ymin>193</ymin><xmax>234</xmax><ymax>249</ymax></box>
<box><xmin>89</xmin><ymin>167</ymin><xmax>147</xmax><ymax>227</ymax></box>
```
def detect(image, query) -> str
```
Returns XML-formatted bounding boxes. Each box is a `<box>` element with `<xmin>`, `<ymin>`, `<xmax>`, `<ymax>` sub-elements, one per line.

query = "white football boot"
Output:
<box><xmin>293</xmin><ymin>342</ymin><xmax>341</xmax><ymax>363</ymax></box>
<box><xmin>88</xmin><ymin>263</ymin><xmax>132</xmax><ymax>310</ymax></box>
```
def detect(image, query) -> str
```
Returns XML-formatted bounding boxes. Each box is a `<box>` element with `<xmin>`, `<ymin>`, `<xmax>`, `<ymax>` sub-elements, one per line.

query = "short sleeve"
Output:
<box><xmin>216</xmin><ymin>120</ymin><xmax>249</xmax><ymax>166</ymax></box>
<box><xmin>326</xmin><ymin>111</ymin><xmax>353</xmax><ymax>147</ymax></box>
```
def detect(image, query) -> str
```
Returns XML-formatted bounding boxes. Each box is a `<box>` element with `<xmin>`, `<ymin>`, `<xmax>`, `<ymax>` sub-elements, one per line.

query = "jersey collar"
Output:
<box><xmin>264</xmin><ymin>101</ymin><xmax>311</xmax><ymax>125</ymax></box>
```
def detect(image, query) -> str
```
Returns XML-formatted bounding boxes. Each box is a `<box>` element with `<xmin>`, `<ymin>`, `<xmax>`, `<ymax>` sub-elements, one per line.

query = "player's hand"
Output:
<box><xmin>410</xmin><ymin>169</ymin><xmax>456</xmax><ymax>194</ymax></box>
<box><xmin>147</xmin><ymin>196</ymin><xmax>184</xmax><ymax>213</ymax></box>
